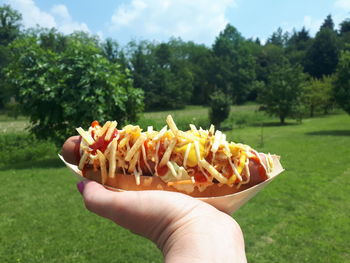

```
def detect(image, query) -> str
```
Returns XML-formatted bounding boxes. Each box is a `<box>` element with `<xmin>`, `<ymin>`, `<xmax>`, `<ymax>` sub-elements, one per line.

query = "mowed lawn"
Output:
<box><xmin>0</xmin><ymin>107</ymin><xmax>349</xmax><ymax>263</ymax></box>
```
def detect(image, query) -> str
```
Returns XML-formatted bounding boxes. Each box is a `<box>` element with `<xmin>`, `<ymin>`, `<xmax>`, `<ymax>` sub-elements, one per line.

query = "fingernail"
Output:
<box><xmin>77</xmin><ymin>181</ymin><xmax>85</xmax><ymax>195</ymax></box>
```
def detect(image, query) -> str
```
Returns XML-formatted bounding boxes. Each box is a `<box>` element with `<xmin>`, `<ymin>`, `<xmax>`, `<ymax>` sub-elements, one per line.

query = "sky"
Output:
<box><xmin>2</xmin><ymin>0</ymin><xmax>350</xmax><ymax>46</ymax></box>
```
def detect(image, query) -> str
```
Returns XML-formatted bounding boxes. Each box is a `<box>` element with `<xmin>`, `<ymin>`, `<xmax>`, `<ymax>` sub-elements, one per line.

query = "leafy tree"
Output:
<box><xmin>258</xmin><ymin>58</ymin><xmax>305</xmax><ymax>124</ymax></box>
<box><xmin>0</xmin><ymin>4</ymin><xmax>22</xmax><ymax>46</ymax></box>
<box><xmin>303</xmin><ymin>76</ymin><xmax>334</xmax><ymax>117</ymax></box>
<box><xmin>304</xmin><ymin>27</ymin><xmax>339</xmax><ymax>78</ymax></box>
<box><xmin>212</xmin><ymin>24</ymin><xmax>256</xmax><ymax>104</ymax></box>
<box><xmin>101</xmin><ymin>38</ymin><xmax>128</xmax><ymax>69</ymax></box>
<box><xmin>334</xmin><ymin>49</ymin><xmax>350</xmax><ymax>114</ymax></box>
<box><xmin>339</xmin><ymin>19</ymin><xmax>350</xmax><ymax>35</ymax></box>
<box><xmin>128</xmin><ymin>40</ymin><xmax>193</xmax><ymax>110</ymax></box>
<box><xmin>209</xmin><ymin>90</ymin><xmax>231</xmax><ymax>129</ymax></box>
<box><xmin>320</xmin><ymin>14</ymin><xmax>335</xmax><ymax>31</ymax></box>
<box><xmin>286</xmin><ymin>27</ymin><xmax>312</xmax><ymax>66</ymax></box>
<box><xmin>0</xmin><ymin>4</ymin><xmax>22</xmax><ymax>108</ymax></box>
<box><xmin>5</xmin><ymin>33</ymin><xmax>144</xmax><ymax>145</ymax></box>
<box><xmin>38</xmin><ymin>28</ymin><xmax>67</xmax><ymax>53</ymax></box>
<box><xmin>266</xmin><ymin>27</ymin><xmax>289</xmax><ymax>47</ymax></box>
<box><xmin>165</xmin><ymin>38</ymin><xmax>213</xmax><ymax>105</ymax></box>
<box><xmin>339</xmin><ymin>18</ymin><xmax>350</xmax><ymax>51</ymax></box>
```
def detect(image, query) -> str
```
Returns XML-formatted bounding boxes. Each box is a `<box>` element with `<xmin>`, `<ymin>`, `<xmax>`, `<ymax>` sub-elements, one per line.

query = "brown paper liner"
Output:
<box><xmin>59</xmin><ymin>154</ymin><xmax>284</xmax><ymax>214</ymax></box>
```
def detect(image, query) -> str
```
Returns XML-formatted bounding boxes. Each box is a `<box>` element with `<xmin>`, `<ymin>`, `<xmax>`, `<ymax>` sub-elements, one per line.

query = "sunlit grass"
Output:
<box><xmin>0</xmin><ymin>108</ymin><xmax>349</xmax><ymax>262</ymax></box>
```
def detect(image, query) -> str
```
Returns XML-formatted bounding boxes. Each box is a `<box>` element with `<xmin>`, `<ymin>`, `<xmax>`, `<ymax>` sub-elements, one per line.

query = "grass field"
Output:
<box><xmin>0</xmin><ymin>106</ymin><xmax>349</xmax><ymax>262</ymax></box>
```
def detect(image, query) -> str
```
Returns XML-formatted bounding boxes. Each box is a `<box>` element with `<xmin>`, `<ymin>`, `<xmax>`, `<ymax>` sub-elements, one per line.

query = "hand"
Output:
<box><xmin>77</xmin><ymin>180</ymin><xmax>247</xmax><ymax>263</ymax></box>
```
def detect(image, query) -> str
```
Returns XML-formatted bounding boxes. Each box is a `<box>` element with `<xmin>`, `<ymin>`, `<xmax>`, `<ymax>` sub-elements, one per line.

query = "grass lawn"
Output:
<box><xmin>0</xmin><ymin>107</ymin><xmax>349</xmax><ymax>262</ymax></box>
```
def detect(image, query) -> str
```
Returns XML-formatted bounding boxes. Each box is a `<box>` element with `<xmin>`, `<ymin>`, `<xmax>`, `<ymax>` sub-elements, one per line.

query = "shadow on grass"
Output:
<box><xmin>306</xmin><ymin>130</ymin><xmax>350</xmax><ymax>137</ymax></box>
<box><xmin>0</xmin><ymin>157</ymin><xmax>63</xmax><ymax>171</ymax></box>
<box><xmin>251</xmin><ymin>121</ymin><xmax>299</xmax><ymax>127</ymax></box>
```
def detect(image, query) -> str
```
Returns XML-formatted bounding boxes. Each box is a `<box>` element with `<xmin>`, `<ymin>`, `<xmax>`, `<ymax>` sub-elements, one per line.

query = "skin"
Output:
<box><xmin>78</xmin><ymin>180</ymin><xmax>247</xmax><ymax>263</ymax></box>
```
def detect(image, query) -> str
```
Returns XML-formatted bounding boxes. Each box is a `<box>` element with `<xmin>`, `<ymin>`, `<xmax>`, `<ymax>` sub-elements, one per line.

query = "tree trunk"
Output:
<box><xmin>280</xmin><ymin>115</ymin><xmax>285</xmax><ymax>124</ymax></box>
<box><xmin>310</xmin><ymin>104</ymin><xmax>314</xmax><ymax>118</ymax></box>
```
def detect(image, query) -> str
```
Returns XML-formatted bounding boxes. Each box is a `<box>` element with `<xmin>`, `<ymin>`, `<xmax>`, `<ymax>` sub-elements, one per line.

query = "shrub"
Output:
<box><xmin>209</xmin><ymin>90</ymin><xmax>231</xmax><ymax>129</ymax></box>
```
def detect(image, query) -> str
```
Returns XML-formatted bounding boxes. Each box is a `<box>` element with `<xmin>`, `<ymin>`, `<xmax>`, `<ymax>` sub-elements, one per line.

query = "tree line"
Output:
<box><xmin>0</xmin><ymin>4</ymin><xmax>349</xmax><ymax>144</ymax></box>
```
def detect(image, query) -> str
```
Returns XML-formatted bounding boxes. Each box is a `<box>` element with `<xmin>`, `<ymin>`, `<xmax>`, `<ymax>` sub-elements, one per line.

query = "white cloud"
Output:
<box><xmin>302</xmin><ymin>15</ymin><xmax>323</xmax><ymax>35</ymax></box>
<box><xmin>334</xmin><ymin>0</ymin><xmax>350</xmax><ymax>11</ymax></box>
<box><xmin>5</xmin><ymin>0</ymin><xmax>89</xmax><ymax>34</ymax></box>
<box><xmin>109</xmin><ymin>0</ymin><xmax>236</xmax><ymax>45</ymax></box>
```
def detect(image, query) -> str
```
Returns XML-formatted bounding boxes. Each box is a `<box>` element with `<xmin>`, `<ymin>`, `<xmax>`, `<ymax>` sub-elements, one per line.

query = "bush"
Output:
<box><xmin>0</xmin><ymin>133</ymin><xmax>56</xmax><ymax>167</ymax></box>
<box><xmin>209</xmin><ymin>90</ymin><xmax>231</xmax><ymax>129</ymax></box>
<box><xmin>5</xmin><ymin>33</ymin><xmax>144</xmax><ymax>146</ymax></box>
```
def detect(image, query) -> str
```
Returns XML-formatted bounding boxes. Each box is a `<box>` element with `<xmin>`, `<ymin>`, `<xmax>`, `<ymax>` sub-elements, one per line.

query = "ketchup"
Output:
<box><xmin>90</xmin><ymin>129</ymin><xmax>118</xmax><ymax>154</ymax></box>
<box><xmin>193</xmin><ymin>168</ymin><xmax>207</xmax><ymax>183</ymax></box>
<box><xmin>156</xmin><ymin>165</ymin><xmax>168</xmax><ymax>176</ymax></box>
<box><xmin>91</xmin><ymin>120</ymin><xmax>100</xmax><ymax>127</ymax></box>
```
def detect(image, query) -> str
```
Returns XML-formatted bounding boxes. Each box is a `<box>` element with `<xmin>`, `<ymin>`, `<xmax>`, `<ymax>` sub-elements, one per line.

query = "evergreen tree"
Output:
<box><xmin>304</xmin><ymin>26</ymin><xmax>339</xmax><ymax>78</ymax></box>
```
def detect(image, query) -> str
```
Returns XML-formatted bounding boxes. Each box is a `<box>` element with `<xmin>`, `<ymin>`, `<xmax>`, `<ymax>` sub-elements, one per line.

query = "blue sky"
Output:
<box><xmin>2</xmin><ymin>0</ymin><xmax>350</xmax><ymax>46</ymax></box>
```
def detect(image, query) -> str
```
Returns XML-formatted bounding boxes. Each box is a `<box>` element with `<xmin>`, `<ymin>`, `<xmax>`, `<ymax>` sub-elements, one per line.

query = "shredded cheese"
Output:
<box><xmin>108</xmin><ymin>138</ymin><xmax>118</xmax><ymax>178</ymax></box>
<box><xmin>167</xmin><ymin>161</ymin><xmax>180</xmax><ymax>179</ymax></box>
<box><xmin>199</xmin><ymin>159</ymin><xmax>228</xmax><ymax>184</ymax></box>
<box><xmin>78</xmin><ymin>151</ymin><xmax>89</xmax><ymax>170</ymax></box>
<box><xmin>96</xmin><ymin>150</ymin><xmax>107</xmax><ymax>184</ymax></box>
<box><xmin>166</xmin><ymin>115</ymin><xmax>179</xmax><ymax>136</ymax></box>
<box><xmin>141</xmin><ymin>143</ymin><xmax>153</xmax><ymax>175</ymax></box>
<box><xmin>211</xmin><ymin>130</ymin><xmax>222</xmax><ymax>153</ymax></box>
<box><xmin>125</xmin><ymin>134</ymin><xmax>146</xmax><ymax>162</ymax></box>
<box><xmin>75</xmin><ymin>115</ymin><xmax>274</xmax><ymax>193</ymax></box>
<box><xmin>183</xmin><ymin>143</ymin><xmax>192</xmax><ymax>168</ymax></box>
<box><xmin>97</xmin><ymin>121</ymin><xmax>111</xmax><ymax>137</ymax></box>
<box><xmin>128</xmin><ymin>150</ymin><xmax>140</xmax><ymax>173</ymax></box>
<box><xmin>159</xmin><ymin>138</ymin><xmax>177</xmax><ymax>167</ymax></box>
<box><xmin>105</xmin><ymin>121</ymin><xmax>117</xmax><ymax>141</ymax></box>
<box><xmin>76</xmin><ymin>127</ymin><xmax>95</xmax><ymax>145</ymax></box>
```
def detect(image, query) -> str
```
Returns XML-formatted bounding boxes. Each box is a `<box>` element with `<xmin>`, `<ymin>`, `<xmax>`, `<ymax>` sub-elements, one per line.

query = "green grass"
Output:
<box><xmin>138</xmin><ymin>104</ymin><xmax>273</xmax><ymax>131</ymax></box>
<box><xmin>0</xmin><ymin>108</ymin><xmax>349</xmax><ymax>262</ymax></box>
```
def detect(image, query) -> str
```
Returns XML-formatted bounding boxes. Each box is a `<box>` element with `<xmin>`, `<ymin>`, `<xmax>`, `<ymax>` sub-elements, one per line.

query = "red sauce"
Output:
<box><xmin>91</xmin><ymin>120</ymin><xmax>100</xmax><ymax>127</ymax></box>
<box><xmin>157</xmin><ymin>141</ymin><xmax>166</xmax><ymax>159</ymax></box>
<box><xmin>90</xmin><ymin>129</ymin><xmax>118</xmax><ymax>154</ymax></box>
<box><xmin>193</xmin><ymin>168</ymin><xmax>207</xmax><ymax>183</ymax></box>
<box><xmin>156</xmin><ymin>165</ymin><xmax>168</xmax><ymax>176</ymax></box>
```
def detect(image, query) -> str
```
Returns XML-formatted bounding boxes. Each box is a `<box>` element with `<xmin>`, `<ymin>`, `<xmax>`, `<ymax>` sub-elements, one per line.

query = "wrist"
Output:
<box><xmin>161</xmin><ymin>209</ymin><xmax>247</xmax><ymax>263</ymax></box>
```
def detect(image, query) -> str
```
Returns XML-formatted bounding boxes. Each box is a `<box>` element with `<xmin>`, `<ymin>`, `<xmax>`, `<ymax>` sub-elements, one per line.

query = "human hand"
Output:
<box><xmin>77</xmin><ymin>180</ymin><xmax>247</xmax><ymax>263</ymax></box>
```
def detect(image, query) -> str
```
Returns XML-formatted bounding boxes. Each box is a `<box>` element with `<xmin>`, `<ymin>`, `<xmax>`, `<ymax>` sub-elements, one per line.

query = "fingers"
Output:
<box><xmin>78</xmin><ymin>180</ymin><xmax>200</xmax><ymax>241</ymax></box>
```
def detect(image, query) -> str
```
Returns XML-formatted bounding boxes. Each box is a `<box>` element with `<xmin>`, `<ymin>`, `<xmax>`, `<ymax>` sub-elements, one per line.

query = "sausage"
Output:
<box><xmin>61</xmin><ymin>136</ymin><xmax>269</xmax><ymax>197</ymax></box>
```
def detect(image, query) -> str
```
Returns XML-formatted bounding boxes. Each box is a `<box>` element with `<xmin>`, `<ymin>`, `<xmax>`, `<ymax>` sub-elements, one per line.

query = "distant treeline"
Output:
<box><xmin>0</xmin><ymin>4</ymin><xmax>350</xmax><ymax>143</ymax></box>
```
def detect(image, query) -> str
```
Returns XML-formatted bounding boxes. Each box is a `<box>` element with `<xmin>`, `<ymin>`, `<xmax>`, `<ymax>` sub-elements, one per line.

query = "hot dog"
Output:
<box><xmin>61</xmin><ymin>115</ymin><xmax>276</xmax><ymax>197</ymax></box>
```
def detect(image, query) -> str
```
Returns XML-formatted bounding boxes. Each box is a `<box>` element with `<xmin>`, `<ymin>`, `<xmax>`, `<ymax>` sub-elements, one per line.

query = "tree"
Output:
<box><xmin>286</xmin><ymin>27</ymin><xmax>312</xmax><ymax>66</ymax></box>
<box><xmin>127</xmin><ymin>40</ymin><xmax>193</xmax><ymax>110</ymax></box>
<box><xmin>209</xmin><ymin>90</ymin><xmax>231</xmax><ymax>129</ymax></box>
<box><xmin>0</xmin><ymin>4</ymin><xmax>22</xmax><ymax>46</ymax></box>
<box><xmin>334</xmin><ymin>49</ymin><xmax>350</xmax><ymax>114</ymax></box>
<box><xmin>212</xmin><ymin>24</ymin><xmax>256</xmax><ymax>104</ymax></box>
<box><xmin>339</xmin><ymin>19</ymin><xmax>350</xmax><ymax>35</ymax></box>
<box><xmin>303</xmin><ymin>76</ymin><xmax>334</xmax><ymax>117</ymax></box>
<box><xmin>267</xmin><ymin>27</ymin><xmax>289</xmax><ymax>47</ymax></box>
<box><xmin>0</xmin><ymin>4</ymin><xmax>22</xmax><ymax>108</ymax></box>
<box><xmin>320</xmin><ymin>14</ymin><xmax>335</xmax><ymax>31</ymax></box>
<box><xmin>258</xmin><ymin>58</ymin><xmax>305</xmax><ymax>124</ymax></box>
<box><xmin>5</xmin><ymin>33</ymin><xmax>144</xmax><ymax>145</ymax></box>
<box><xmin>339</xmin><ymin>18</ymin><xmax>350</xmax><ymax>51</ymax></box>
<box><xmin>304</xmin><ymin>27</ymin><xmax>339</xmax><ymax>78</ymax></box>
<box><xmin>304</xmin><ymin>15</ymin><xmax>339</xmax><ymax>78</ymax></box>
